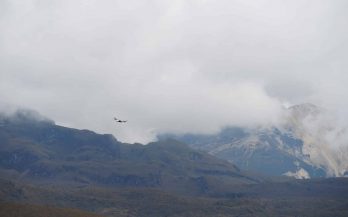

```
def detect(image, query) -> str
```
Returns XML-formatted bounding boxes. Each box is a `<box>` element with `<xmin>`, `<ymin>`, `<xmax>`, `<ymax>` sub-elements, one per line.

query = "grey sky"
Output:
<box><xmin>1</xmin><ymin>0</ymin><xmax>348</xmax><ymax>143</ymax></box>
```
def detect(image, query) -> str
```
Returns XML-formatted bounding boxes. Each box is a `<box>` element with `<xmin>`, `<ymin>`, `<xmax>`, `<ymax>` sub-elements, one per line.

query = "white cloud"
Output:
<box><xmin>1</xmin><ymin>0</ymin><xmax>348</xmax><ymax>143</ymax></box>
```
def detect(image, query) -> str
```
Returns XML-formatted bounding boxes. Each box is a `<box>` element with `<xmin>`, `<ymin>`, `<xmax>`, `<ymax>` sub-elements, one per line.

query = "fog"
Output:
<box><xmin>1</xmin><ymin>0</ymin><xmax>348</xmax><ymax>143</ymax></box>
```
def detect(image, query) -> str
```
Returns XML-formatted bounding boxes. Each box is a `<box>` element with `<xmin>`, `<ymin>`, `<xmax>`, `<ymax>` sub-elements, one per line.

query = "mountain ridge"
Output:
<box><xmin>1</xmin><ymin>109</ymin><xmax>348</xmax><ymax>217</ymax></box>
<box><xmin>0</xmin><ymin>110</ymin><xmax>260</xmax><ymax>196</ymax></box>
<box><xmin>160</xmin><ymin>103</ymin><xmax>348</xmax><ymax>178</ymax></box>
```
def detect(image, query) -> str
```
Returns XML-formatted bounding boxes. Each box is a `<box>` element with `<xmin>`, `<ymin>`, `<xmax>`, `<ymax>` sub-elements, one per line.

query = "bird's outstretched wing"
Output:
<box><xmin>114</xmin><ymin>117</ymin><xmax>127</xmax><ymax>123</ymax></box>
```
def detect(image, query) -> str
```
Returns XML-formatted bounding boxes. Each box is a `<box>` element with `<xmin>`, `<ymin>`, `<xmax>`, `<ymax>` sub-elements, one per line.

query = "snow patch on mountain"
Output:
<box><xmin>284</xmin><ymin>168</ymin><xmax>310</xmax><ymax>179</ymax></box>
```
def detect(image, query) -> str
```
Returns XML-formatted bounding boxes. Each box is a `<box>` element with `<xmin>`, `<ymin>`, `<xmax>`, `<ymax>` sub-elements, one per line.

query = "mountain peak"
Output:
<box><xmin>288</xmin><ymin>103</ymin><xmax>322</xmax><ymax>119</ymax></box>
<box><xmin>0</xmin><ymin>109</ymin><xmax>54</xmax><ymax>125</ymax></box>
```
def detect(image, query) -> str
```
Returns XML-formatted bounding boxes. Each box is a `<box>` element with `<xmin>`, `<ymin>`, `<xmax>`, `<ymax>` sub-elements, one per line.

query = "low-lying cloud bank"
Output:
<box><xmin>1</xmin><ymin>0</ymin><xmax>348</xmax><ymax>144</ymax></box>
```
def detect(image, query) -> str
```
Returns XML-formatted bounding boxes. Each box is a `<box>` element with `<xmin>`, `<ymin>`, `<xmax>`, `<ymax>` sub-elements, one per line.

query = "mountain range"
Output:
<box><xmin>160</xmin><ymin>103</ymin><xmax>348</xmax><ymax>179</ymax></box>
<box><xmin>0</xmin><ymin>109</ymin><xmax>260</xmax><ymax>196</ymax></box>
<box><xmin>1</xmin><ymin>108</ymin><xmax>348</xmax><ymax>217</ymax></box>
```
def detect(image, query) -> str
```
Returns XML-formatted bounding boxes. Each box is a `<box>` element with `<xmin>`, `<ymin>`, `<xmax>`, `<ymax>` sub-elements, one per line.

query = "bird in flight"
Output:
<box><xmin>114</xmin><ymin>117</ymin><xmax>127</xmax><ymax>123</ymax></box>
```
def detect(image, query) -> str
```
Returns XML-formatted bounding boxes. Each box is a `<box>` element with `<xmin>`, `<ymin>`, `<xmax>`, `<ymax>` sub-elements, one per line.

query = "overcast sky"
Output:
<box><xmin>1</xmin><ymin>0</ymin><xmax>348</xmax><ymax>143</ymax></box>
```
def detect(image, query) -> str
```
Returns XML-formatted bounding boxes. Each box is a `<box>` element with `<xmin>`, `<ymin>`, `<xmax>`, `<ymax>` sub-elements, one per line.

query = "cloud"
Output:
<box><xmin>1</xmin><ymin>0</ymin><xmax>348</xmax><ymax>143</ymax></box>
<box><xmin>288</xmin><ymin>106</ymin><xmax>348</xmax><ymax>176</ymax></box>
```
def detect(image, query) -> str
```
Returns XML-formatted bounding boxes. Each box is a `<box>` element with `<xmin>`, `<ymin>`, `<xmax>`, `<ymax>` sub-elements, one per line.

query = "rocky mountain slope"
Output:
<box><xmin>160</xmin><ymin>103</ymin><xmax>348</xmax><ymax>178</ymax></box>
<box><xmin>0</xmin><ymin>109</ymin><xmax>258</xmax><ymax>196</ymax></box>
<box><xmin>1</xmin><ymin>109</ymin><xmax>348</xmax><ymax>217</ymax></box>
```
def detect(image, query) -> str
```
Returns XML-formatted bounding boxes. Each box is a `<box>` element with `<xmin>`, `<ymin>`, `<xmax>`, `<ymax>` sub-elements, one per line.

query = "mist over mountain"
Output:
<box><xmin>1</xmin><ymin>1</ymin><xmax>348</xmax><ymax>216</ymax></box>
<box><xmin>1</xmin><ymin>109</ymin><xmax>348</xmax><ymax>217</ymax></box>
<box><xmin>160</xmin><ymin>103</ymin><xmax>348</xmax><ymax>178</ymax></box>
<box><xmin>2</xmin><ymin>0</ymin><xmax>348</xmax><ymax>143</ymax></box>
<box><xmin>0</xmin><ymin>109</ymin><xmax>260</xmax><ymax>196</ymax></box>
<box><xmin>286</xmin><ymin>104</ymin><xmax>348</xmax><ymax>177</ymax></box>
<box><xmin>0</xmin><ymin>108</ymin><xmax>54</xmax><ymax>125</ymax></box>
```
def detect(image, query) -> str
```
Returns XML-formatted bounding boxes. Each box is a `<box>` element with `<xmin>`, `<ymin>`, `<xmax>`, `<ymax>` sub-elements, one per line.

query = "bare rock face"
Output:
<box><xmin>286</xmin><ymin>103</ymin><xmax>348</xmax><ymax>177</ymax></box>
<box><xmin>161</xmin><ymin>103</ymin><xmax>348</xmax><ymax>178</ymax></box>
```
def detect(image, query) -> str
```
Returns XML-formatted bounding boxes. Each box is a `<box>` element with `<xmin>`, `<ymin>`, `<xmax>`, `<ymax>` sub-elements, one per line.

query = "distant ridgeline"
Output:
<box><xmin>0</xmin><ymin>109</ymin><xmax>259</xmax><ymax>196</ymax></box>
<box><xmin>1</xmin><ymin>109</ymin><xmax>348</xmax><ymax>217</ymax></box>
<box><xmin>159</xmin><ymin>103</ymin><xmax>348</xmax><ymax>179</ymax></box>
